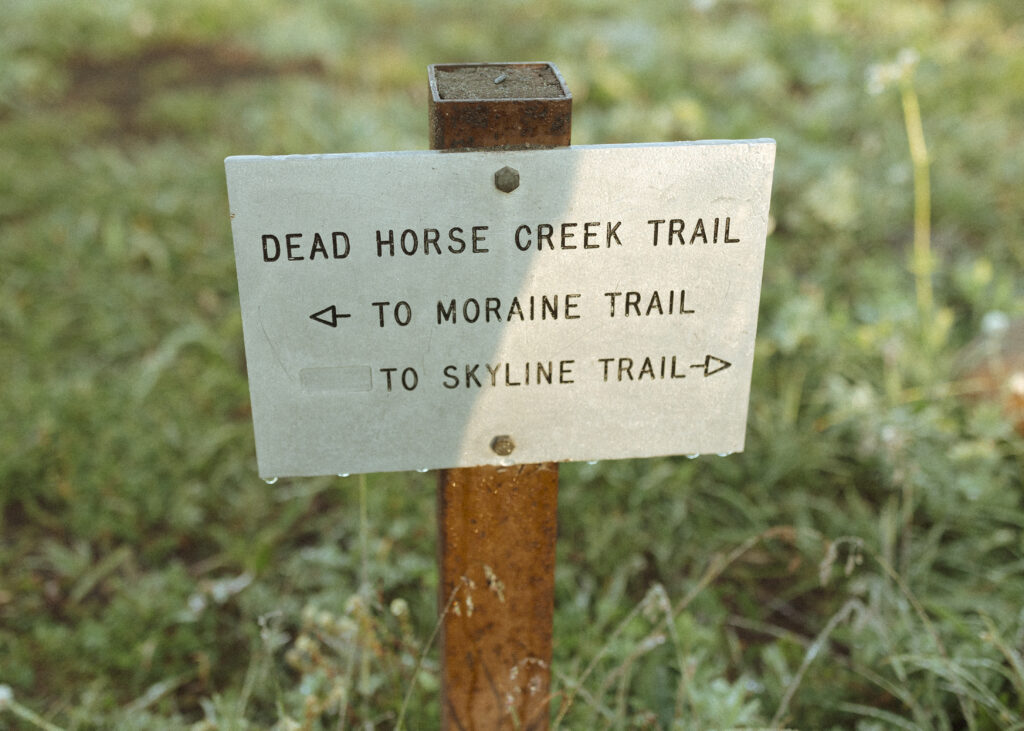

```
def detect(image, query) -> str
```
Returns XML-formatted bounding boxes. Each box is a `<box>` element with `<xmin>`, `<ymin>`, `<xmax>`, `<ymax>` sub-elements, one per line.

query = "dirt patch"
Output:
<box><xmin>65</xmin><ymin>42</ymin><xmax>326</xmax><ymax>134</ymax></box>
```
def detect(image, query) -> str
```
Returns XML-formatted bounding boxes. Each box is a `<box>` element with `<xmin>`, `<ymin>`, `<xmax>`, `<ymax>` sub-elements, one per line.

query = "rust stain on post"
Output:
<box><xmin>430</xmin><ymin>62</ymin><xmax>570</xmax><ymax>730</ymax></box>
<box><xmin>437</xmin><ymin>464</ymin><xmax>560</xmax><ymax>729</ymax></box>
<box><xmin>429</xmin><ymin>62</ymin><xmax>571</xmax><ymax>151</ymax></box>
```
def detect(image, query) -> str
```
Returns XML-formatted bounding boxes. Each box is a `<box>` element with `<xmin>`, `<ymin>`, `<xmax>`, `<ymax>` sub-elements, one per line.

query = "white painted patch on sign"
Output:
<box><xmin>225</xmin><ymin>141</ymin><xmax>776</xmax><ymax>477</ymax></box>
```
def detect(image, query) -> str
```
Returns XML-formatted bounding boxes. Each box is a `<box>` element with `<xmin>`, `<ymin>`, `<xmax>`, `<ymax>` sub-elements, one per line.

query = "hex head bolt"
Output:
<box><xmin>494</xmin><ymin>166</ymin><xmax>520</xmax><ymax>193</ymax></box>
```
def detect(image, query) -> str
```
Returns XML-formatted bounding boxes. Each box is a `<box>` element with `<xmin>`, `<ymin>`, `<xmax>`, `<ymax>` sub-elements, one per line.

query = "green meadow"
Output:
<box><xmin>2</xmin><ymin>0</ymin><xmax>1023</xmax><ymax>728</ymax></box>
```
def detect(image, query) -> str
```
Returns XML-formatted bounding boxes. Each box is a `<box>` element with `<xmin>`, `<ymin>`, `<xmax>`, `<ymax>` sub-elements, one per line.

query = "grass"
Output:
<box><xmin>2</xmin><ymin>0</ymin><xmax>1024</xmax><ymax>728</ymax></box>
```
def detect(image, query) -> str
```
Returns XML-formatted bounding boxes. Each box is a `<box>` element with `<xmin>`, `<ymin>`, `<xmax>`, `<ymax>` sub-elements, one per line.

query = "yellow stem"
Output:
<box><xmin>900</xmin><ymin>81</ymin><xmax>933</xmax><ymax>327</ymax></box>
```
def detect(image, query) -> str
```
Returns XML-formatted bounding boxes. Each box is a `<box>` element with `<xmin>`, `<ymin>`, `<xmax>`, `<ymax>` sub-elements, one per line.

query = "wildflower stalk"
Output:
<box><xmin>357</xmin><ymin>473</ymin><xmax>372</xmax><ymax>713</ymax></box>
<box><xmin>899</xmin><ymin>78</ymin><xmax>933</xmax><ymax>328</ymax></box>
<box><xmin>868</xmin><ymin>49</ymin><xmax>934</xmax><ymax>332</ymax></box>
<box><xmin>358</xmin><ymin>472</ymin><xmax>369</xmax><ymax>593</ymax></box>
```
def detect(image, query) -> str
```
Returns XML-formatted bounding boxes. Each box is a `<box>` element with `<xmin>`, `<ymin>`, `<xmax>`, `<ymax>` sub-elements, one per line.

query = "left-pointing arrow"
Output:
<box><xmin>310</xmin><ymin>305</ymin><xmax>351</xmax><ymax>328</ymax></box>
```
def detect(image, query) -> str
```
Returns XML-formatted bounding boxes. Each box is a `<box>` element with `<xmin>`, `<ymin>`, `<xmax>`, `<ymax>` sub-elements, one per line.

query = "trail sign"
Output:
<box><xmin>226</xmin><ymin>140</ymin><xmax>775</xmax><ymax>478</ymax></box>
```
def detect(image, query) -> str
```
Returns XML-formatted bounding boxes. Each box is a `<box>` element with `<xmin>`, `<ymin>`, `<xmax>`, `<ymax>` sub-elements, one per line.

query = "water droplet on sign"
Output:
<box><xmin>717</xmin><ymin>452</ymin><xmax>733</xmax><ymax>458</ymax></box>
<box><xmin>263</xmin><ymin>477</ymin><xmax>279</xmax><ymax>485</ymax></box>
<box><xmin>337</xmin><ymin>473</ymin><xmax>350</xmax><ymax>478</ymax></box>
<box><xmin>416</xmin><ymin>468</ymin><xmax>429</xmax><ymax>473</ymax></box>
<box><xmin>686</xmin><ymin>454</ymin><xmax>700</xmax><ymax>460</ymax></box>
<box><xmin>586</xmin><ymin>460</ymin><xmax>599</xmax><ymax>466</ymax></box>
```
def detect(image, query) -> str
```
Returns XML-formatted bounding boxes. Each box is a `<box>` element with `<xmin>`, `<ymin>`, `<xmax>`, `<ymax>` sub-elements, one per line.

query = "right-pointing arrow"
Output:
<box><xmin>691</xmin><ymin>354</ymin><xmax>732</xmax><ymax>377</ymax></box>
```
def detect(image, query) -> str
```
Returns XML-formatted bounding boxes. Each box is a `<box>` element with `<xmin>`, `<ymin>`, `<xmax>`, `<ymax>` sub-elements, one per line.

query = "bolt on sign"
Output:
<box><xmin>225</xmin><ymin>141</ymin><xmax>776</xmax><ymax>478</ymax></box>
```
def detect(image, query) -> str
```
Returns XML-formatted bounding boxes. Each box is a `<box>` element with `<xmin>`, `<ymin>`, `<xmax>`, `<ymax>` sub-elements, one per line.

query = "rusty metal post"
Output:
<box><xmin>429</xmin><ymin>62</ymin><xmax>571</xmax><ymax>730</ymax></box>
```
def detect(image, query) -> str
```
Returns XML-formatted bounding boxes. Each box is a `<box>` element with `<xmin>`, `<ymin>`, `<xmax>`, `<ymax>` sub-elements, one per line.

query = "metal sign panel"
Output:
<box><xmin>225</xmin><ymin>141</ymin><xmax>775</xmax><ymax>478</ymax></box>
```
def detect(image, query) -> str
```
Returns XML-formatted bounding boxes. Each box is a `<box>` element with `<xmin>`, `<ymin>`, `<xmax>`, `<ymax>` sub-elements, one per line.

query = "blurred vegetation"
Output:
<box><xmin>2</xmin><ymin>0</ymin><xmax>1023</xmax><ymax>728</ymax></box>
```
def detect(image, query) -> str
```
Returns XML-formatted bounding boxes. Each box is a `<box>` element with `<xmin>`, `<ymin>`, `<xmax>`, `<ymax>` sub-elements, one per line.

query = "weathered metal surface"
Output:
<box><xmin>429</xmin><ymin>63</ymin><xmax>572</xmax><ymax>151</ymax></box>
<box><xmin>437</xmin><ymin>463</ymin><xmax>559</xmax><ymax>729</ymax></box>
<box><xmin>224</xmin><ymin>141</ymin><xmax>776</xmax><ymax>478</ymax></box>
<box><xmin>433</xmin><ymin>62</ymin><xmax>567</xmax><ymax>730</ymax></box>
